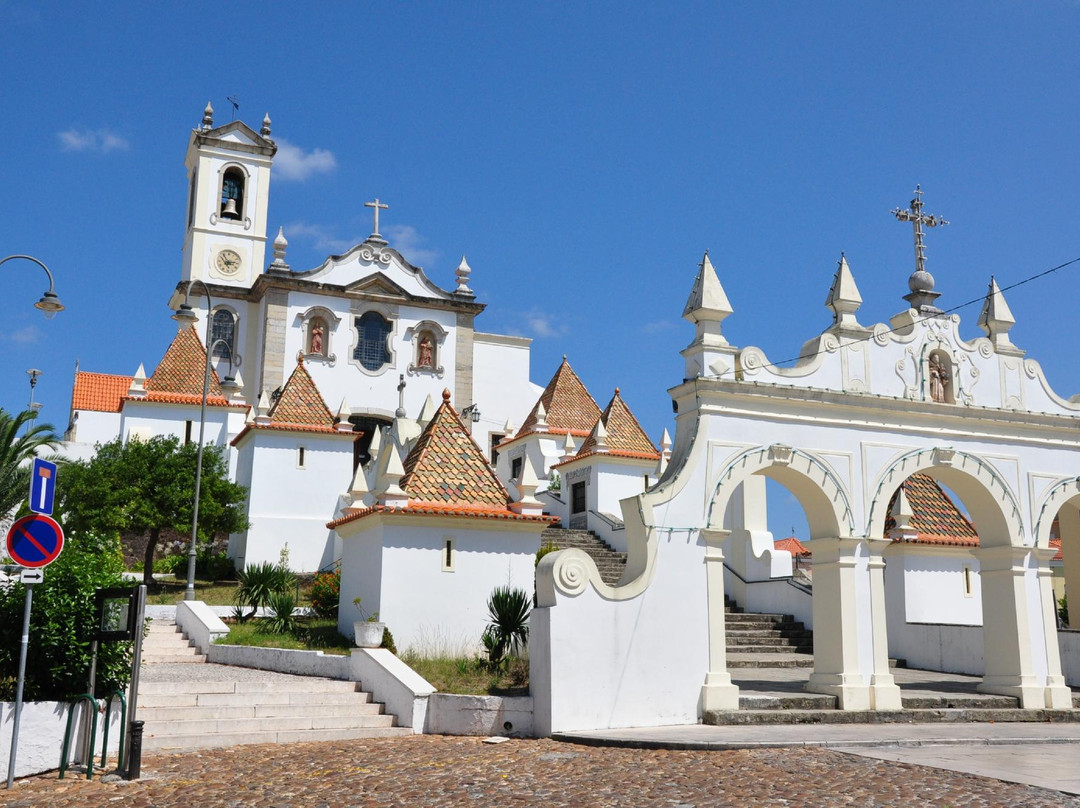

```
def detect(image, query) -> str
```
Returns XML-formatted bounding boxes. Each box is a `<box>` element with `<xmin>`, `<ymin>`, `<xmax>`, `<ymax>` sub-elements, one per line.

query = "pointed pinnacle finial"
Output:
<box><xmin>202</xmin><ymin>101</ymin><xmax>214</xmax><ymax>130</ymax></box>
<box><xmin>683</xmin><ymin>250</ymin><xmax>733</xmax><ymax>328</ymax></box>
<box><xmin>261</xmin><ymin>112</ymin><xmax>272</xmax><ymax>137</ymax></box>
<box><xmin>977</xmin><ymin>275</ymin><xmax>1019</xmax><ymax>353</ymax></box>
<box><xmin>454</xmin><ymin>255</ymin><xmax>474</xmax><ymax>297</ymax></box>
<box><xmin>825</xmin><ymin>251</ymin><xmax>863</xmax><ymax>329</ymax></box>
<box><xmin>442</xmin><ymin>388</ymin><xmax>452</xmax><ymax>403</ymax></box>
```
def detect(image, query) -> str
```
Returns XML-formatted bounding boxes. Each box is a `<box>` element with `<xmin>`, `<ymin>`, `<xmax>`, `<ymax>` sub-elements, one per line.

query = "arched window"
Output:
<box><xmin>211</xmin><ymin>309</ymin><xmax>236</xmax><ymax>359</ymax></box>
<box><xmin>354</xmin><ymin>311</ymin><xmax>392</xmax><ymax>371</ymax></box>
<box><xmin>220</xmin><ymin>167</ymin><xmax>245</xmax><ymax>220</ymax></box>
<box><xmin>307</xmin><ymin>316</ymin><xmax>328</xmax><ymax>357</ymax></box>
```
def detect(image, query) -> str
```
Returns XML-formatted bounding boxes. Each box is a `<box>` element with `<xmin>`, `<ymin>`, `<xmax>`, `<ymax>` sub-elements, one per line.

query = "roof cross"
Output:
<box><xmin>892</xmin><ymin>185</ymin><xmax>948</xmax><ymax>277</ymax></box>
<box><xmin>365</xmin><ymin>198</ymin><xmax>389</xmax><ymax>239</ymax></box>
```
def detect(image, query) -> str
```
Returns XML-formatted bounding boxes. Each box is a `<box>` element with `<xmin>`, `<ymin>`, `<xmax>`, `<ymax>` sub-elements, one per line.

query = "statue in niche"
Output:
<box><xmin>310</xmin><ymin>322</ymin><xmax>325</xmax><ymax>355</ymax></box>
<box><xmin>928</xmin><ymin>354</ymin><xmax>950</xmax><ymax>403</ymax></box>
<box><xmin>417</xmin><ymin>334</ymin><xmax>434</xmax><ymax>368</ymax></box>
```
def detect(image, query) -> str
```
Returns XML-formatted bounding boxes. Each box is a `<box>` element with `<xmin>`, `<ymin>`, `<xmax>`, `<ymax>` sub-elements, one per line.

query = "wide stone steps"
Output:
<box><xmin>541</xmin><ymin>527</ymin><xmax>627</xmax><ymax>586</ymax></box>
<box><xmin>706</xmin><ymin>707</ymin><xmax>1080</xmax><ymax>726</ymax></box>
<box><xmin>138</xmin><ymin>621</ymin><xmax>408</xmax><ymax>752</ymax></box>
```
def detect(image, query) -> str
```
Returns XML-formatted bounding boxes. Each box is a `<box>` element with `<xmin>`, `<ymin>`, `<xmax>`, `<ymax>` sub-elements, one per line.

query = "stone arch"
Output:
<box><xmin>865</xmin><ymin>447</ymin><xmax>1024</xmax><ymax>547</ymax></box>
<box><xmin>1033</xmin><ymin>476</ymin><xmax>1080</xmax><ymax>549</ymax></box>
<box><xmin>705</xmin><ymin>444</ymin><xmax>856</xmax><ymax>539</ymax></box>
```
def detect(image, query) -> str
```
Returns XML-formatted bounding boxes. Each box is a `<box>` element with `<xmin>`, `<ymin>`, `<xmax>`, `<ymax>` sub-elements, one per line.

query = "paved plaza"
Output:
<box><xmin>3</xmin><ymin>735</ymin><xmax>1077</xmax><ymax>807</ymax></box>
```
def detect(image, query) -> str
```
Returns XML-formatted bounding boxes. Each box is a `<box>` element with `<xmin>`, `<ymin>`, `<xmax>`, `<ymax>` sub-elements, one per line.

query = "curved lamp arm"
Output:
<box><xmin>0</xmin><ymin>254</ymin><xmax>64</xmax><ymax>317</ymax></box>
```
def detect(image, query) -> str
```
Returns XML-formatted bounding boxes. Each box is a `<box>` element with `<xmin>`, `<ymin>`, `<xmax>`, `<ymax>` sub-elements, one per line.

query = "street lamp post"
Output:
<box><xmin>171</xmin><ymin>281</ymin><xmax>239</xmax><ymax>602</ymax></box>
<box><xmin>0</xmin><ymin>255</ymin><xmax>65</xmax><ymax>318</ymax></box>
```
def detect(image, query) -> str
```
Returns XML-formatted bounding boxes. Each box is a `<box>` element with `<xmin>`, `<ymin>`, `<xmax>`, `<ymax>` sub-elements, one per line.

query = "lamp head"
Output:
<box><xmin>34</xmin><ymin>291</ymin><xmax>64</xmax><ymax>319</ymax></box>
<box><xmin>220</xmin><ymin>375</ymin><xmax>241</xmax><ymax>393</ymax></box>
<box><xmin>171</xmin><ymin>304</ymin><xmax>199</xmax><ymax>326</ymax></box>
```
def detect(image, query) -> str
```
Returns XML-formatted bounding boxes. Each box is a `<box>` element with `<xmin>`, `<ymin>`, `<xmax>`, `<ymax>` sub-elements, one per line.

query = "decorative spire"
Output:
<box><xmin>230</xmin><ymin>370</ymin><xmax>245</xmax><ymax>401</ymax></box>
<box><xmin>395</xmin><ymin>374</ymin><xmax>407</xmax><ymax>418</ymax></box>
<box><xmin>202</xmin><ymin>101</ymin><xmax>214</xmax><ymax>130</ymax></box>
<box><xmin>825</xmin><ymin>252</ymin><xmax>864</xmax><ymax>330</ymax></box>
<box><xmin>261</xmin><ymin>112</ymin><xmax>272</xmax><ymax>138</ymax></box>
<box><xmin>503</xmin><ymin>416</ymin><xmax>515</xmax><ymax>435</ymax></box>
<box><xmin>893</xmin><ymin>185</ymin><xmax>948</xmax><ymax>313</ymax></box>
<box><xmin>335</xmin><ymin>398</ymin><xmax>353</xmax><ymax>432</ymax></box>
<box><xmin>510</xmin><ymin>451</ymin><xmax>544</xmax><ymax>516</ymax></box>
<box><xmin>657</xmin><ymin>427</ymin><xmax>673</xmax><ymax>476</ymax></box>
<box><xmin>590</xmin><ymin>416</ymin><xmax>609</xmax><ymax>453</ymax></box>
<box><xmin>418</xmin><ymin>394</ymin><xmax>437</xmax><ymax>426</ymax></box>
<box><xmin>454</xmin><ymin>255</ymin><xmax>474</xmax><ymax>297</ymax></box>
<box><xmin>561</xmin><ymin>429</ymin><xmax>577</xmax><ymax>461</ymax></box>
<box><xmin>533</xmin><ymin>401</ymin><xmax>548</xmax><ymax>432</ymax></box>
<box><xmin>977</xmin><ymin>276</ymin><xmax>1020</xmax><ymax>354</ymax></box>
<box><xmin>367</xmin><ymin>422</ymin><xmax>383</xmax><ymax>459</ymax></box>
<box><xmin>128</xmin><ymin>363</ymin><xmax>147</xmax><ymax>398</ymax></box>
<box><xmin>255</xmin><ymin>391</ymin><xmax>272</xmax><ymax>425</ymax></box>
<box><xmin>269</xmin><ymin>227</ymin><xmax>289</xmax><ymax>271</ymax></box>
<box><xmin>682</xmin><ymin>251</ymin><xmax>733</xmax><ymax>330</ymax></box>
<box><xmin>888</xmin><ymin>485</ymin><xmax>919</xmax><ymax>541</ymax></box>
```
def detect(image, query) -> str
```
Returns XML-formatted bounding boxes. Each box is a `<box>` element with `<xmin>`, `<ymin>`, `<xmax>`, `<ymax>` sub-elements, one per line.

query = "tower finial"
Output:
<box><xmin>892</xmin><ymin>185</ymin><xmax>949</xmax><ymax>313</ymax></box>
<box><xmin>202</xmin><ymin>101</ymin><xmax>214</xmax><ymax>130</ymax></box>
<box><xmin>261</xmin><ymin>112</ymin><xmax>272</xmax><ymax>138</ymax></box>
<box><xmin>270</xmin><ymin>227</ymin><xmax>289</xmax><ymax>270</ymax></box>
<box><xmin>454</xmin><ymin>255</ymin><xmax>474</xmax><ymax>297</ymax></box>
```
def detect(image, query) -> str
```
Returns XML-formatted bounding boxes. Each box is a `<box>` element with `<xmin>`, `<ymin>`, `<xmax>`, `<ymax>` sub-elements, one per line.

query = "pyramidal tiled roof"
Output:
<box><xmin>576</xmin><ymin>389</ymin><xmax>659</xmax><ymax>459</ymax></box>
<box><xmin>516</xmin><ymin>358</ymin><xmax>601</xmax><ymax>438</ymax></box>
<box><xmin>142</xmin><ymin>326</ymin><xmax>226</xmax><ymax>404</ymax></box>
<box><xmin>401</xmin><ymin>390</ymin><xmax>511</xmax><ymax>508</ymax></box>
<box><xmin>885</xmin><ymin>473</ymin><xmax>979</xmax><ymax>547</ymax></box>
<box><xmin>72</xmin><ymin>371</ymin><xmax>133</xmax><ymax>413</ymax></box>
<box><xmin>775</xmin><ymin>536</ymin><xmax>811</xmax><ymax>557</ymax></box>
<box><xmin>267</xmin><ymin>359</ymin><xmax>335</xmax><ymax>429</ymax></box>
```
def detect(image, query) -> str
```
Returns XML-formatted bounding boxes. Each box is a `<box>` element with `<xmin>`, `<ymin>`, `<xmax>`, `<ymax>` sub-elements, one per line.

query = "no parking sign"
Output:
<box><xmin>6</xmin><ymin>513</ymin><xmax>64</xmax><ymax>568</ymax></box>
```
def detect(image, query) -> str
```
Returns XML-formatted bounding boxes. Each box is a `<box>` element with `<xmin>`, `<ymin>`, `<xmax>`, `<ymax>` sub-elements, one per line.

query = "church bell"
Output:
<box><xmin>222</xmin><ymin>197</ymin><xmax>240</xmax><ymax>219</ymax></box>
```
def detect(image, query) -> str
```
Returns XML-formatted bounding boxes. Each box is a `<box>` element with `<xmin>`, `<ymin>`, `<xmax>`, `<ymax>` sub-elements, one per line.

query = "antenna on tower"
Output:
<box><xmin>226</xmin><ymin>95</ymin><xmax>240</xmax><ymax>121</ymax></box>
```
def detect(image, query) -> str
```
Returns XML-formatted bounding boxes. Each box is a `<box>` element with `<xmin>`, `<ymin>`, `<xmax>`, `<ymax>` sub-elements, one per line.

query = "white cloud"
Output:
<box><xmin>641</xmin><ymin>320</ymin><xmax>678</xmax><ymax>334</ymax></box>
<box><xmin>382</xmin><ymin>225</ymin><xmax>438</xmax><ymax>268</ymax></box>
<box><xmin>58</xmin><ymin>128</ymin><xmax>129</xmax><ymax>154</ymax></box>
<box><xmin>285</xmin><ymin>221</ymin><xmax>357</xmax><ymax>254</ymax></box>
<box><xmin>524</xmin><ymin>310</ymin><xmax>566</xmax><ymax>339</ymax></box>
<box><xmin>7</xmin><ymin>325</ymin><xmax>40</xmax><ymax>345</ymax></box>
<box><xmin>285</xmin><ymin>221</ymin><xmax>439</xmax><ymax>267</ymax></box>
<box><xmin>273</xmin><ymin>138</ymin><xmax>337</xmax><ymax>181</ymax></box>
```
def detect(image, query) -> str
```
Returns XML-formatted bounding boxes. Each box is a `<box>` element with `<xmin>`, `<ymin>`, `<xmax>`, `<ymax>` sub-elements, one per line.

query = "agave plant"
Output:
<box><xmin>483</xmin><ymin>585</ymin><xmax>531</xmax><ymax>665</ymax></box>
<box><xmin>234</xmin><ymin>561</ymin><xmax>295</xmax><ymax>620</ymax></box>
<box><xmin>264</xmin><ymin>590</ymin><xmax>298</xmax><ymax>634</ymax></box>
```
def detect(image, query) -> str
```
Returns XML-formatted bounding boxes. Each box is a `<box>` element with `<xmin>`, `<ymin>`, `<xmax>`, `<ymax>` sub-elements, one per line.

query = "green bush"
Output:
<box><xmin>264</xmin><ymin>590</ymin><xmax>297</xmax><ymax>635</ymax></box>
<box><xmin>310</xmin><ymin>569</ymin><xmax>340</xmax><ymax>618</ymax></box>
<box><xmin>0</xmin><ymin>533</ymin><xmax>132</xmax><ymax>701</ymax></box>
<box><xmin>234</xmin><ymin>561</ymin><xmax>295</xmax><ymax>620</ymax></box>
<box><xmin>483</xmin><ymin>585</ymin><xmax>530</xmax><ymax>666</ymax></box>
<box><xmin>535</xmin><ymin>542</ymin><xmax>559</xmax><ymax>566</ymax></box>
<box><xmin>380</xmin><ymin>625</ymin><xmax>397</xmax><ymax>655</ymax></box>
<box><xmin>155</xmin><ymin>547</ymin><xmax>235</xmax><ymax>581</ymax></box>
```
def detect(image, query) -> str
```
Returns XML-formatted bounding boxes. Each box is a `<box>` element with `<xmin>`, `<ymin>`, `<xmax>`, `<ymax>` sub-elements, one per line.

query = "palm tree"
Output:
<box><xmin>0</xmin><ymin>408</ymin><xmax>58</xmax><ymax>519</ymax></box>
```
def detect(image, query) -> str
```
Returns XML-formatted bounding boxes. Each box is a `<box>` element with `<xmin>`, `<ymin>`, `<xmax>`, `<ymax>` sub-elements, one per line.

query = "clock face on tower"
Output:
<box><xmin>215</xmin><ymin>249</ymin><xmax>242</xmax><ymax>276</ymax></box>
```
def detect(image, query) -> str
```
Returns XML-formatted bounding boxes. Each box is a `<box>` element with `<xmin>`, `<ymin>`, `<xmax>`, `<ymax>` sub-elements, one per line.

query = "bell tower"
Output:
<box><xmin>181</xmin><ymin>102</ymin><xmax>277</xmax><ymax>289</ymax></box>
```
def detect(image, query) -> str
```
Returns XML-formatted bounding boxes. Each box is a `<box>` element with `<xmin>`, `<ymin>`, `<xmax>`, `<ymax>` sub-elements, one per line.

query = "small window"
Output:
<box><xmin>442</xmin><ymin>538</ymin><xmax>455</xmax><ymax>572</ymax></box>
<box><xmin>354</xmin><ymin>312</ymin><xmax>392</xmax><ymax>372</ymax></box>
<box><xmin>490</xmin><ymin>434</ymin><xmax>506</xmax><ymax>465</ymax></box>
<box><xmin>510</xmin><ymin>456</ymin><xmax>523</xmax><ymax>482</ymax></box>
<box><xmin>211</xmin><ymin>310</ymin><xmax>236</xmax><ymax>359</ymax></box>
<box><xmin>963</xmin><ymin>564</ymin><xmax>973</xmax><ymax>597</ymax></box>
<box><xmin>307</xmin><ymin>316</ymin><xmax>328</xmax><ymax>357</ymax></box>
<box><xmin>220</xmin><ymin>167</ymin><xmax>245</xmax><ymax>220</ymax></box>
<box><xmin>187</xmin><ymin>170</ymin><xmax>197</xmax><ymax>228</ymax></box>
<box><xmin>297</xmin><ymin>446</ymin><xmax>306</xmax><ymax>469</ymax></box>
<box><xmin>184</xmin><ymin>420</ymin><xmax>193</xmax><ymax>445</ymax></box>
<box><xmin>571</xmin><ymin>481</ymin><xmax>586</xmax><ymax>514</ymax></box>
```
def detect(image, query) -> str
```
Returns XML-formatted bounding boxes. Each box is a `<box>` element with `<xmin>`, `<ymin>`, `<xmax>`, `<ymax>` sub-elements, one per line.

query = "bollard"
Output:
<box><xmin>125</xmin><ymin>721</ymin><xmax>144</xmax><ymax>781</ymax></box>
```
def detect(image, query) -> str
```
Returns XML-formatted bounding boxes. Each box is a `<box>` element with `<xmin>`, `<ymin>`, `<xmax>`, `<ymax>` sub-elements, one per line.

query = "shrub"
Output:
<box><xmin>483</xmin><ymin>585</ymin><xmax>530</xmax><ymax>666</ymax></box>
<box><xmin>0</xmin><ymin>533</ymin><xmax>132</xmax><ymax>701</ymax></box>
<box><xmin>310</xmin><ymin>569</ymin><xmax>341</xmax><ymax>618</ymax></box>
<box><xmin>264</xmin><ymin>590</ymin><xmax>297</xmax><ymax>635</ymax></box>
<box><xmin>380</xmin><ymin>625</ymin><xmax>397</xmax><ymax>655</ymax></box>
<box><xmin>234</xmin><ymin>561</ymin><xmax>295</xmax><ymax>620</ymax></box>
<box><xmin>535</xmin><ymin>542</ymin><xmax>559</xmax><ymax>566</ymax></box>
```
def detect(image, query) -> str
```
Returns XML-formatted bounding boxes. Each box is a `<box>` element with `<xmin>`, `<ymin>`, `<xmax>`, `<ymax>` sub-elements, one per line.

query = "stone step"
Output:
<box><xmin>724</xmin><ymin>612</ymin><xmax>797</xmax><ymax>623</ymax></box>
<box><xmin>704</xmin><ymin>707</ymin><xmax>1080</xmax><ymax>726</ymax></box>
<box><xmin>141</xmin><ymin>652</ymin><xmax>208</xmax><ymax>664</ymax></box>
<box><xmin>739</xmin><ymin>693</ymin><xmax>839</xmax><ymax>710</ymax></box>
<box><xmin>140</xmin><ymin>702</ymin><xmax>385</xmax><ymax>721</ymax></box>
<box><xmin>727</xmin><ymin>654</ymin><xmax>815</xmax><ymax>668</ymax></box>
<box><xmin>726</xmin><ymin>635</ymin><xmax>811</xmax><ymax>647</ymax></box>
<box><xmin>725</xmin><ymin>627</ymin><xmax>812</xmax><ymax>638</ymax></box>
<box><xmin>138</xmin><ymin>689</ymin><xmax>374</xmax><ymax>709</ymax></box>
<box><xmin>139</xmin><ymin>678</ymin><xmax>359</xmax><ymax>696</ymax></box>
<box><xmin>142</xmin><ymin>713</ymin><xmax>395</xmax><ymax>736</ymax></box>
<box><xmin>728</xmin><ymin>644</ymin><xmax>814</xmax><ymax>655</ymax></box>
<box><xmin>142</xmin><ymin>725</ymin><xmax>411</xmax><ymax>753</ymax></box>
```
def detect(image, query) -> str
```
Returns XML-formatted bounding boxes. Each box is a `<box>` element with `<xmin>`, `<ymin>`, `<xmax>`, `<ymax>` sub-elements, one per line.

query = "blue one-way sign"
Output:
<box><xmin>29</xmin><ymin>457</ymin><xmax>57</xmax><ymax>516</ymax></box>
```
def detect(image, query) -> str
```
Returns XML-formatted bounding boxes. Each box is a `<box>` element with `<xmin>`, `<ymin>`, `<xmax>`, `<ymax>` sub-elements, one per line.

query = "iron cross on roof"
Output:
<box><xmin>892</xmin><ymin>185</ymin><xmax>948</xmax><ymax>276</ymax></box>
<box><xmin>365</xmin><ymin>198</ymin><xmax>389</xmax><ymax>238</ymax></box>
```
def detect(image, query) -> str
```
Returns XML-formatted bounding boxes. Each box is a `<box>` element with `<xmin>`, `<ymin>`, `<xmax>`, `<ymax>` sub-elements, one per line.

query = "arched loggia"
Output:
<box><xmin>703</xmin><ymin>444</ymin><xmax>902</xmax><ymax>711</ymax></box>
<box><xmin>866</xmin><ymin>448</ymin><xmax>1070</xmax><ymax>709</ymax></box>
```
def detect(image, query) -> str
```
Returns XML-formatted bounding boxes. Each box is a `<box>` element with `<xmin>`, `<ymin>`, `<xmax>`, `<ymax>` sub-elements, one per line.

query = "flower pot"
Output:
<box><xmin>353</xmin><ymin>620</ymin><xmax>386</xmax><ymax>648</ymax></box>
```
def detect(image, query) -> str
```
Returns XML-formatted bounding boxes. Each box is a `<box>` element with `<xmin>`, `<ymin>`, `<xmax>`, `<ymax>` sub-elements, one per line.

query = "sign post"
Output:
<box><xmin>5</xmin><ymin>513</ymin><xmax>64</xmax><ymax>789</ymax></box>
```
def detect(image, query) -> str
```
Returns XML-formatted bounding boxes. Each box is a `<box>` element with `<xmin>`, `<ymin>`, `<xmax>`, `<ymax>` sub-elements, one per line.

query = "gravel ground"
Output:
<box><xmin>3</xmin><ymin>735</ymin><xmax>1075</xmax><ymax>807</ymax></box>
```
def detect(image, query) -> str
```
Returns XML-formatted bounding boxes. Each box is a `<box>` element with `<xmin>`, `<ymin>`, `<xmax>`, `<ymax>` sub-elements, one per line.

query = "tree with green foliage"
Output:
<box><xmin>0</xmin><ymin>532</ymin><xmax>131</xmax><ymax>701</ymax></box>
<box><xmin>0</xmin><ymin>408</ymin><xmax>58</xmax><ymax>519</ymax></box>
<box><xmin>57</xmin><ymin>436</ymin><xmax>249</xmax><ymax>586</ymax></box>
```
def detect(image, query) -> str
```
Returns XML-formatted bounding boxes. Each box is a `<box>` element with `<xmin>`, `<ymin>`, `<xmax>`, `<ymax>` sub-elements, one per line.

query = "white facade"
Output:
<box><xmin>532</xmin><ymin>251</ymin><xmax>1079</xmax><ymax>733</ymax></box>
<box><xmin>337</xmin><ymin>515</ymin><xmax>544</xmax><ymax>654</ymax></box>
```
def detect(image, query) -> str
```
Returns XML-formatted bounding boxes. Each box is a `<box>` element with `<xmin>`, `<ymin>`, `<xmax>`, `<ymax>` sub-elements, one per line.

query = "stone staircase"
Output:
<box><xmin>709</xmin><ymin>596</ymin><xmax>1080</xmax><ymax>725</ymax></box>
<box><xmin>724</xmin><ymin>596</ymin><xmax>814</xmax><ymax>669</ymax></box>
<box><xmin>137</xmin><ymin>621</ymin><xmax>408</xmax><ymax>752</ymax></box>
<box><xmin>541</xmin><ymin>527</ymin><xmax>627</xmax><ymax>586</ymax></box>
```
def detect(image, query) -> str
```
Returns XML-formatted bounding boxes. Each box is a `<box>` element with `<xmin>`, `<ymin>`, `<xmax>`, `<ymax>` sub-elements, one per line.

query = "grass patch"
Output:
<box><xmin>148</xmin><ymin>576</ymin><xmax>315</xmax><ymax>606</ymax></box>
<box><xmin>400</xmin><ymin>653</ymin><xmax>529</xmax><ymax>696</ymax></box>
<box><xmin>216</xmin><ymin>617</ymin><xmax>354</xmax><ymax>655</ymax></box>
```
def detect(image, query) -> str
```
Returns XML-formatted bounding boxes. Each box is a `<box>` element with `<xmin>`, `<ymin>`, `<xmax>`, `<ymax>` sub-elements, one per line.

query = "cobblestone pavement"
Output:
<box><xmin>3</xmin><ymin>736</ymin><xmax>1076</xmax><ymax>807</ymax></box>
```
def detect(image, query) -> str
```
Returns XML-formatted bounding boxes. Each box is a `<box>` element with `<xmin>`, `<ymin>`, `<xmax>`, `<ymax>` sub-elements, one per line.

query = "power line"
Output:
<box><xmin>743</xmin><ymin>255</ymin><xmax>1080</xmax><ymax>372</ymax></box>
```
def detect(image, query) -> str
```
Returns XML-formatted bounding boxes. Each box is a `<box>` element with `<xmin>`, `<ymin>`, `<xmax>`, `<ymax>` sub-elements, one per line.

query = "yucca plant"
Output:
<box><xmin>483</xmin><ymin>585</ymin><xmax>530</xmax><ymax>666</ymax></box>
<box><xmin>234</xmin><ymin>561</ymin><xmax>295</xmax><ymax>620</ymax></box>
<box><xmin>264</xmin><ymin>590</ymin><xmax>297</xmax><ymax>634</ymax></box>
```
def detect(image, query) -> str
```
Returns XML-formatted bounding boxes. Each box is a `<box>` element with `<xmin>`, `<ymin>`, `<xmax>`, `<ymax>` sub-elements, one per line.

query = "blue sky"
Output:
<box><xmin>3</xmin><ymin>2</ymin><xmax>1080</xmax><ymax>538</ymax></box>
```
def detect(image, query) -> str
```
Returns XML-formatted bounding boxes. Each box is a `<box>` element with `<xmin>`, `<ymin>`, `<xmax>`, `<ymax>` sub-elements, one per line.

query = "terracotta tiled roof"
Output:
<box><xmin>775</xmin><ymin>536</ymin><xmax>811</xmax><ymax>557</ymax></box>
<box><xmin>516</xmin><ymin>358</ymin><xmax>601</xmax><ymax>438</ymax></box>
<box><xmin>327</xmin><ymin>502</ymin><xmax>556</xmax><ymax>529</ymax></box>
<box><xmin>551</xmin><ymin>448</ymin><xmax>662</xmax><ymax>470</ymax></box>
<box><xmin>267</xmin><ymin>359</ymin><xmax>335</xmax><ymax>428</ymax></box>
<box><xmin>71</xmin><ymin>371</ymin><xmax>133</xmax><ymax>413</ymax></box>
<box><xmin>885</xmin><ymin>474</ymin><xmax>980</xmax><ymax>547</ymax></box>
<box><xmin>576</xmin><ymin>389</ymin><xmax>659</xmax><ymax>458</ymax></box>
<box><xmin>1051</xmin><ymin>537</ymin><xmax>1063</xmax><ymax>562</ymax></box>
<box><xmin>400</xmin><ymin>390</ymin><xmax>511</xmax><ymax>508</ymax></box>
<box><xmin>145</xmin><ymin>326</ymin><xmax>224</xmax><ymax>399</ymax></box>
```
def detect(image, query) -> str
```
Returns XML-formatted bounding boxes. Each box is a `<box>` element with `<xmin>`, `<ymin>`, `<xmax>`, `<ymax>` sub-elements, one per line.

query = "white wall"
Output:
<box><xmin>885</xmin><ymin>546</ymin><xmax>983</xmax><ymax>626</ymax></box>
<box><xmin>68</xmin><ymin>409</ymin><xmax>121</xmax><ymax>447</ymax></box>
<box><xmin>0</xmin><ymin>700</ymin><xmax>123</xmax><ymax>778</ymax></box>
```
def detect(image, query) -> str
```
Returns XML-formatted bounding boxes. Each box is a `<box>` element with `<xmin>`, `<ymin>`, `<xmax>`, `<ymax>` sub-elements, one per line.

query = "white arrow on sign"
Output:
<box><xmin>19</xmin><ymin>569</ymin><xmax>44</xmax><ymax>584</ymax></box>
